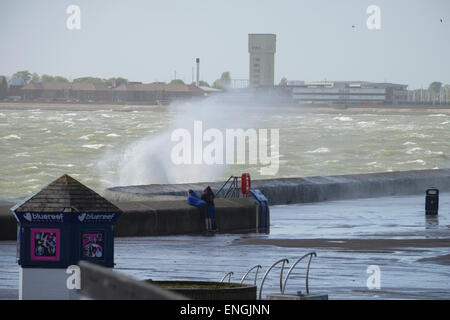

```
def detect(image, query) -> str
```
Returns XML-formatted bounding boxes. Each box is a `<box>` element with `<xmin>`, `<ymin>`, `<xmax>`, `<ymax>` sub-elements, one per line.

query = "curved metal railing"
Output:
<box><xmin>281</xmin><ymin>252</ymin><xmax>317</xmax><ymax>295</ymax></box>
<box><xmin>258</xmin><ymin>258</ymin><xmax>289</xmax><ymax>300</ymax></box>
<box><xmin>220</xmin><ymin>272</ymin><xmax>234</xmax><ymax>283</ymax></box>
<box><xmin>240</xmin><ymin>265</ymin><xmax>262</xmax><ymax>286</ymax></box>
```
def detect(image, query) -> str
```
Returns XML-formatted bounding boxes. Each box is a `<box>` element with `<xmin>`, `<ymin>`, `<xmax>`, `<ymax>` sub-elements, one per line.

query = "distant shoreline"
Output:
<box><xmin>1</xmin><ymin>101</ymin><xmax>450</xmax><ymax>115</ymax></box>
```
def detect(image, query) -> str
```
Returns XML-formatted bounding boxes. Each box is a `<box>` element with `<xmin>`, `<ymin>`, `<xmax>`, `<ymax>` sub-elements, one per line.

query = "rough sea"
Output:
<box><xmin>1</xmin><ymin>102</ymin><xmax>449</xmax><ymax>203</ymax></box>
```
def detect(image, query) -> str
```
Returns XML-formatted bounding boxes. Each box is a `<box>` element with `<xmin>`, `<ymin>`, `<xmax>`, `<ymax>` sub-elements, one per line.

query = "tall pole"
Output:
<box><xmin>196</xmin><ymin>58</ymin><xmax>200</xmax><ymax>87</ymax></box>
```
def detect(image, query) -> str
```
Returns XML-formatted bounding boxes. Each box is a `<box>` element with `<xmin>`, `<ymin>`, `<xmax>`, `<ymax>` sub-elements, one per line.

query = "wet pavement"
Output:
<box><xmin>1</xmin><ymin>193</ymin><xmax>449</xmax><ymax>300</ymax></box>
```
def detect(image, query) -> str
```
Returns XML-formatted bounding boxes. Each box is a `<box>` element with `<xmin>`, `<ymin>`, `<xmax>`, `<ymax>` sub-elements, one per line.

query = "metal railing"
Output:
<box><xmin>215</xmin><ymin>176</ymin><xmax>241</xmax><ymax>198</ymax></box>
<box><xmin>240</xmin><ymin>265</ymin><xmax>262</xmax><ymax>286</ymax></box>
<box><xmin>220</xmin><ymin>272</ymin><xmax>234</xmax><ymax>283</ymax></box>
<box><xmin>219</xmin><ymin>252</ymin><xmax>317</xmax><ymax>299</ymax></box>
<box><xmin>258</xmin><ymin>258</ymin><xmax>289</xmax><ymax>300</ymax></box>
<box><xmin>282</xmin><ymin>252</ymin><xmax>317</xmax><ymax>295</ymax></box>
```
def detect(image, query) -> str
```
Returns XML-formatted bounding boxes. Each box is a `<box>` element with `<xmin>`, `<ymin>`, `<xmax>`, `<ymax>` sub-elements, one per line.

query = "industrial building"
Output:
<box><xmin>248</xmin><ymin>34</ymin><xmax>276</xmax><ymax>88</ymax></box>
<box><xmin>288</xmin><ymin>81</ymin><xmax>408</xmax><ymax>105</ymax></box>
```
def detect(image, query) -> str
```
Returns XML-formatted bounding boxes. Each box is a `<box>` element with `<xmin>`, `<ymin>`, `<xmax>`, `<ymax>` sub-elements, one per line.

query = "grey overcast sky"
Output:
<box><xmin>0</xmin><ymin>0</ymin><xmax>449</xmax><ymax>89</ymax></box>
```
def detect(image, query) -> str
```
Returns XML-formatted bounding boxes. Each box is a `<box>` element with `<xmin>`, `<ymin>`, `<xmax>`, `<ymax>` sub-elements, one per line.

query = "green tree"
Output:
<box><xmin>54</xmin><ymin>76</ymin><xmax>69</xmax><ymax>83</ymax></box>
<box><xmin>41</xmin><ymin>74</ymin><xmax>69</xmax><ymax>83</ymax></box>
<box><xmin>104</xmin><ymin>77</ymin><xmax>128</xmax><ymax>87</ymax></box>
<box><xmin>41</xmin><ymin>74</ymin><xmax>55</xmax><ymax>82</ymax></box>
<box><xmin>212</xmin><ymin>71</ymin><xmax>231</xmax><ymax>89</ymax></box>
<box><xmin>12</xmin><ymin>70</ymin><xmax>32</xmax><ymax>84</ymax></box>
<box><xmin>428</xmin><ymin>82</ymin><xmax>442</xmax><ymax>95</ymax></box>
<box><xmin>279</xmin><ymin>77</ymin><xmax>288</xmax><ymax>86</ymax></box>
<box><xmin>170</xmin><ymin>79</ymin><xmax>185</xmax><ymax>85</ymax></box>
<box><xmin>190</xmin><ymin>80</ymin><xmax>210</xmax><ymax>87</ymax></box>
<box><xmin>31</xmin><ymin>73</ymin><xmax>40</xmax><ymax>83</ymax></box>
<box><xmin>73</xmin><ymin>77</ymin><xmax>104</xmax><ymax>84</ymax></box>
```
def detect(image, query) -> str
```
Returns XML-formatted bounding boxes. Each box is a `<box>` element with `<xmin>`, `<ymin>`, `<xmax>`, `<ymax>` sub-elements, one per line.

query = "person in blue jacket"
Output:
<box><xmin>187</xmin><ymin>189</ymin><xmax>212</xmax><ymax>232</ymax></box>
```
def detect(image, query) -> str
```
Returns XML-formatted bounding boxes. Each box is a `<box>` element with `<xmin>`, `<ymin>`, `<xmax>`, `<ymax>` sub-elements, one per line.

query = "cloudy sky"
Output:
<box><xmin>0</xmin><ymin>0</ymin><xmax>449</xmax><ymax>88</ymax></box>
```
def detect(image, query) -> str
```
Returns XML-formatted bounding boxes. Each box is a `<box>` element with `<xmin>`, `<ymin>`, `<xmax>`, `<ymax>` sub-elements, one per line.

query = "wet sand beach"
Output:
<box><xmin>232</xmin><ymin>238</ymin><xmax>450</xmax><ymax>253</ymax></box>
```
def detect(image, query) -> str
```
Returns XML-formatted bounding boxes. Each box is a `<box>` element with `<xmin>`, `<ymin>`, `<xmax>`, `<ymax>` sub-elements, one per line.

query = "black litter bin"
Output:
<box><xmin>425</xmin><ymin>188</ymin><xmax>439</xmax><ymax>215</ymax></box>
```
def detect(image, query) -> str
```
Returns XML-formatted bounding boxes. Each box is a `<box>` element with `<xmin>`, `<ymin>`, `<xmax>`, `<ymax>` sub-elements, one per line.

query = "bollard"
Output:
<box><xmin>425</xmin><ymin>188</ymin><xmax>439</xmax><ymax>215</ymax></box>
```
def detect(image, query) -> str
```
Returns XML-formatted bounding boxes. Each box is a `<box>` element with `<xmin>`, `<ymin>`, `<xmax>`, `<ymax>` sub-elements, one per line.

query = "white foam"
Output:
<box><xmin>82</xmin><ymin>144</ymin><xmax>104</xmax><ymax>150</ymax></box>
<box><xmin>3</xmin><ymin>134</ymin><xmax>21</xmax><ymax>140</ymax></box>
<box><xmin>397</xmin><ymin>159</ymin><xmax>426</xmax><ymax>165</ymax></box>
<box><xmin>98</xmin><ymin>97</ymin><xmax>260</xmax><ymax>187</ymax></box>
<box><xmin>306</xmin><ymin>147</ymin><xmax>330</xmax><ymax>154</ymax></box>
<box><xmin>333</xmin><ymin>116</ymin><xmax>353</xmax><ymax>122</ymax></box>
<box><xmin>425</xmin><ymin>150</ymin><xmax>444</xmax><ymax>156</ymax></box>
<box><xmin>78</xmin><ymin>134</ymin><xmax>93</xmax><ymax>140</ymax></box>
<box><xmin>405</xmin><ymin>147</ymin><xmax>423</xmax><ymax>154</ymax></box>
<box><xmin>428</xmin><ymin>114</ymin><xmax>447</xmax><ymax>117</ymax></box>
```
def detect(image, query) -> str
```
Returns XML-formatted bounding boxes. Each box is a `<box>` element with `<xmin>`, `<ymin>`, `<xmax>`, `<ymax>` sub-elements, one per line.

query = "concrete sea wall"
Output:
<box><xmin>0</xmin><ymin>198</ymin><xmax>259</xmax><ymax>240</ymax></box>
<box><xmin>105</xmin><ymin>169</ymin><xmax>450</xmax><ymax>205</ymax></box>
<box><xmin>2</xmin><ymin>169</ymin><xmax>449</xmax><ymax>241</ymax></box>
<box><xmin>113</xmin><ymin>198</ymin><xmax>258</xmax><ymax>237</ymax></box>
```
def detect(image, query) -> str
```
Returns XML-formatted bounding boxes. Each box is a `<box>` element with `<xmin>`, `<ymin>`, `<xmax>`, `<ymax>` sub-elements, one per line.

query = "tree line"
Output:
<box><xmin>10</xmin><ymin>71</ymin><xmax>129</xmax><ymax>87</ymax></box>
<box><xmin>9</xmin><ymin>70</ymin><xmax>235</xmax><ymax>89</ymax></box>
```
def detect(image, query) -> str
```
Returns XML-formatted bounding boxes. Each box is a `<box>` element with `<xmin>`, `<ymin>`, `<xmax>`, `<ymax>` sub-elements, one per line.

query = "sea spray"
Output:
<box><xmin>97</xmin><ymin>97</ymin><xmax>264</xmax><ymax>188</ymax></box>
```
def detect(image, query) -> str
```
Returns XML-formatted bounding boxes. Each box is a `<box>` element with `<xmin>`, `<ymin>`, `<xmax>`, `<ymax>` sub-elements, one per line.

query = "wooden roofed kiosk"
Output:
<box><xmin>11</xmin><ymin>174</ymin><xmax>122</xmax><ymax>300</ymax></box>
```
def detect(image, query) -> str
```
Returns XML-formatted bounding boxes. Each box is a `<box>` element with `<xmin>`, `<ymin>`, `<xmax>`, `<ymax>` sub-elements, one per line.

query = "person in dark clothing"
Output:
<box><xmin>187</xmin><ymin>189</ymin><xmax>211</xmax><ymax>232</ymax></box>
<box><xmin>201</xmin><ymin>186</ymin><xmax>217</xmax><ymax>231</ymax></box>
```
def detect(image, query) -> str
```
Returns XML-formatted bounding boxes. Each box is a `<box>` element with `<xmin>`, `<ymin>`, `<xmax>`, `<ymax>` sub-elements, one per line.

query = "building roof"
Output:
<box><xmin>289</xmin><ymin>80</ymin><xmax>408</xmax><ymax>89</ymax></box>
<box><xmin>114</xmin><ymin>82</ymin><xmax>203</xmax><ymax>93</ymax></box>
<box><xmin>22</xmin><ymin>82</ymin><xmax>110</xmax><ymax>91</ymax></box>
<box><xmin>71</xmin><ymin>82</ymin><xmax>110</xmax><ymax>91</ymax></box>
<box><xmin>21</xmin><ymin>81</ymin><xmax>205</xmax><ymax>93</ymax></box>
<box><xmin>11</xmin><ymin>174</ymin><xmax>122</xmax><ymax>213</ymax></box>
<box><xmin>199</xmin><ymin>86</ymin><xmax>222</xmax><ymax>92</ymax></box>
<box><xmin>24</xmin><ymin>82</ymin><xmax>71</xmax><ymax>90</ymax></box>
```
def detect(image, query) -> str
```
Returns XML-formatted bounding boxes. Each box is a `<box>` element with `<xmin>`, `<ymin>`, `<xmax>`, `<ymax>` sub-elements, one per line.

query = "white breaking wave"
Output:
<box><xmin>82</xmin><ymin>144</ymin><xmax>105</xmax><ymax>150</ymax></box>
<box><xmin>78</xmin><ymin>134</ymin><xmax>94</xmax><ymax>140</ymax></box>
<box><xmin>397</xmin><ymin>159</ymin><xmax>426</xmax><ymax>165</ymax></box>
<box><xmin>3</xmin><ymin>134</ymin><xmax>21</xmax><ymax>140</ymax></box>
<box><xmin>333</xmin><ymin>116</ymin><xmax>353</xmax><ymax>122</ymax></box>
<box><xmin>306</xmin><ymin>147</ymin><xmax>330</xmax><ymax>154</ymax></box>
<box><xmin>428</xmin><ymin>114</ymin><xmax>447</xmax><ymax>117</ymax></box>
<box><xmin>405</xmin><ymin>147</ymin><xmax>423</xmax><ymax>154</ymax></box>
<box><xmin>98</xmin><ymin>97</ymin><xmax>261</xmax><ymax>187</ymax></box>
<box><xmin>425</xmin><ymin>150</ymin><xmax>444</xmax><ymax>156</ymax></box>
